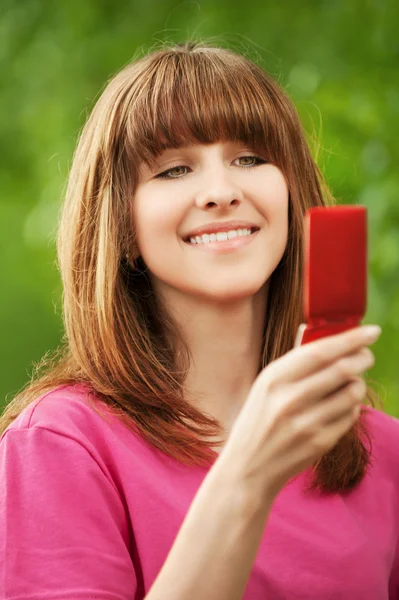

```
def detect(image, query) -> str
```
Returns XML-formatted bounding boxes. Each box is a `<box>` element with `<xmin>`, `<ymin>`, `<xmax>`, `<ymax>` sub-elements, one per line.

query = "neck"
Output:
<box><xmin>155</xmin><ymin>282</ymin><xmax>269</xmax><ymax>440</ymax></box>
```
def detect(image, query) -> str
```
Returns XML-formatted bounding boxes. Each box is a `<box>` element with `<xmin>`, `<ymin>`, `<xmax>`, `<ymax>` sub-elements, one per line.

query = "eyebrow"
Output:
<box><xmin>157</xmin><ymin>141</ymin><xmax>247</xmax><ymax>157</ymax></box>
<box><xmin>149</xmin><ymin>145</ymin><xmax>199</xmax><ymax>168</ymax></box>
<box><xmin>148</xmin><ymin>140</ymin><xmax>255</xmax><ymax>169</ymax></box>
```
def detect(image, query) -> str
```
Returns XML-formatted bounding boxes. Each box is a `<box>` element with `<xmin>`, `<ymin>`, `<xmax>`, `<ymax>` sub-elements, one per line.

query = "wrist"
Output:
<box><xmin>213</xmin><ymin>446</ymin><xmax>278</xmax><ymax>518</ymax></box>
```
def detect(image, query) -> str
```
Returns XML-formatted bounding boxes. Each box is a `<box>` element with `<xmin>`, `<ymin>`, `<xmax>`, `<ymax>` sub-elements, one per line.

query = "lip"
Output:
<box><xmin>183</xmin><ymin>220</ymin><xmax>260</xmax><ymax>241</ymax></box>
<box><xmin>185</xmin><ymin>228</ymin><xmax>260</xmax><ymax>253</ymax></box>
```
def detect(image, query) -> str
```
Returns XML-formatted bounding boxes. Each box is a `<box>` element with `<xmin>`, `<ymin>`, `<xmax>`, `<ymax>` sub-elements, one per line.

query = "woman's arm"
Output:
<box><xmin>146</xmin><ymin>325</ymin><xmax>380</xmax><ymax>600</ymax></box>
<box><xmin>146</xmin><ymin>450</ymin><xmax>275</xmax><ymax>600</ymax></box>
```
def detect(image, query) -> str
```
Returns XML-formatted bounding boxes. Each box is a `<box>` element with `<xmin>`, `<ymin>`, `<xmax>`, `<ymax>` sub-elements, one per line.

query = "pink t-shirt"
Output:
<box><xmin>1</xmin><ymin>383</ymin><xmax>398</xmax><ymax>599</ymax></box>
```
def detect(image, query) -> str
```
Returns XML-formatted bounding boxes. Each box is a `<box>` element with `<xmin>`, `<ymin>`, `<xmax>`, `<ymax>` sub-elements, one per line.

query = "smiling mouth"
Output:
<box><xmin>183</xmin><ymin>227</ymin><xmax>259</xmax><ymax>244</ymax></box>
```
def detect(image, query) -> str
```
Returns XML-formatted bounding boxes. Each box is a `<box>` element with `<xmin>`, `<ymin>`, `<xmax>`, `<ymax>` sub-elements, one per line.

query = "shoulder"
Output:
<box><xmin>4</xmin><ymin>383</ymin><xmax>109</xmax><ymax>432</ymax></box>
<box><xmin>362</xmin><ymin>404</ymin><xmax>399</xmax><ymax>476</ymax></box>
<box><xmin>0</xmin><ymin>385</ymin><xmax>138</xmax><ymax>596</ymax></box>
<box><xmin>1</xmin><ymin>383</ymin><xmax>142</xmax><ymax>460</ymax></box>
<box><xmin>362</xmin><ymin>403</ymin><xmax>399</xmax><ymax>441</ymax></box>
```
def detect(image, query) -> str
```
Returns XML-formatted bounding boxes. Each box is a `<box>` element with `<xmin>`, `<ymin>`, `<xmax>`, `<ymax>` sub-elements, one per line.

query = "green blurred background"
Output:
<box><xmin>1</xmin><ymin>0</ymin><xmax>398</xmax><ymax>416</ymax></box>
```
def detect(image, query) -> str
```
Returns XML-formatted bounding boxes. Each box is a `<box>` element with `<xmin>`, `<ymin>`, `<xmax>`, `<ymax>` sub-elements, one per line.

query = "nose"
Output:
<box><xmin>194</xmin><ymin>170</ymin><xmax>244</xmax><ymax>210</ymax></box>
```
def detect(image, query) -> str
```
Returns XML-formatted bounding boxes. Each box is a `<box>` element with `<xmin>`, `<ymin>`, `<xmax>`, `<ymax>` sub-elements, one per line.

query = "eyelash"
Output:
<box><xmin>155</xmin><ymin>156</ymin><xmax>267</xmax><ymax>180</ymax></box>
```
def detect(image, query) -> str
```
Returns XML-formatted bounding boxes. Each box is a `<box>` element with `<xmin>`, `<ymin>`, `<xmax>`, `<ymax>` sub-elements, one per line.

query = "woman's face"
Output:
<box><xmin>132</xmin><ymin>141</ymin><xmax>289</xmax><ymax>303</ymax></box>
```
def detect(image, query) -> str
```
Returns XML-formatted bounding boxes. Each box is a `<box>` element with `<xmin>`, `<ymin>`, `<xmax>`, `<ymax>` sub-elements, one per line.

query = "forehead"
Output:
<box><xmin>155</xmin><ymin>140</ymin><xmax>253</xmax><ymax>158</ymax></box>
<box><xmin>125</xmin><ymin>51</ymin><xmax>291</xmax><ymax>176</ymax></box>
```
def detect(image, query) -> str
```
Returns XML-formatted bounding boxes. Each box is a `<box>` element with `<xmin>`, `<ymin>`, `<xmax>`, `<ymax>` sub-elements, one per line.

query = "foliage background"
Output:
<box><xmin>1</xmin><ymin>0</ymin><xmax>398</xmax><ymax>416</ymax></box>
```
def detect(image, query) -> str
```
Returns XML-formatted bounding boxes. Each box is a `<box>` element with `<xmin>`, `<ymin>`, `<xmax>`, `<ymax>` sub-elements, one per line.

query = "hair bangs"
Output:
<box><xmin>127</xmin><ymin>50</ymin><xmax>287</xmax><ymax>170</ymax></box>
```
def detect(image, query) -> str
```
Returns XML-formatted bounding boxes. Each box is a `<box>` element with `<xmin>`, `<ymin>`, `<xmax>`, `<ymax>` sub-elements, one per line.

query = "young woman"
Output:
<box><xmin>1</xmin><ymin>42</ymin><xmax>398</xmax><ymax>600</ymax></box>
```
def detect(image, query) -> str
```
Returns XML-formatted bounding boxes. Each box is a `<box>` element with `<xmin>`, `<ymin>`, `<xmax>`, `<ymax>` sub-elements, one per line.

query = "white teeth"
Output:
<box><xmin>189</xmin><ymin>228</ymin><xmax>253</xmax><ymax>244</ymax></box>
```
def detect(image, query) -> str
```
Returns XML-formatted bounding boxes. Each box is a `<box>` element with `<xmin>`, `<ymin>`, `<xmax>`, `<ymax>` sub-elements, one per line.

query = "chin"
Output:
<box><xmin>191</xmin><ymin>281</ymin><xmax>266</xmax><ymax>303</ymax></box>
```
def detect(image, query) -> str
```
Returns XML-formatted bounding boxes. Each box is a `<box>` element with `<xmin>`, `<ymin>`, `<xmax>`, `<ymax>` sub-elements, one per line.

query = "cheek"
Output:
<box><xmin>252</xmin><ymin>171</ymin><xmax>289</xmax><ymax>229</ymax></box>
<box><xmin>132</xmin><ymin>188</ymin><xmax>184</xmax><ymax>253</ymax></box>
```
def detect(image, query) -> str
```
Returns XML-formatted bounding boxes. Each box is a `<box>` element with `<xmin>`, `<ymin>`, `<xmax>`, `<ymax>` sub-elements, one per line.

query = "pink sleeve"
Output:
<box><xmin>0</xmin><ymin>426</ymin><xmax>137</xmax><ymax>600</ymax></box>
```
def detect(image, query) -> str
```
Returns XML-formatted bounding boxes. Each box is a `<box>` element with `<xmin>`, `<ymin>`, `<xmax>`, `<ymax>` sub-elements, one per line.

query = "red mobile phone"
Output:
<box><xmin>298</xmin><ymin>205</ymin><xmax>368</xmax><ymax>346</ymax></box>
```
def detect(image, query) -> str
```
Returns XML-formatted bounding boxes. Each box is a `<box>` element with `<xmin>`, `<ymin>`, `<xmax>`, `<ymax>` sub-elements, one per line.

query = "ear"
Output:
<box><xmin>131</xmin><ymin>247</ymin><xmax>141</xmax><ymax>261</ymax></box>
<box><xmin>125</xmin><ymin>254</ymin><xmax>140</xmax><ymax>269</ymax></box>
<box><xmin>126</xmin><ymin>242</ymin><xmax>141</xmax><ymax>262</ymax></box>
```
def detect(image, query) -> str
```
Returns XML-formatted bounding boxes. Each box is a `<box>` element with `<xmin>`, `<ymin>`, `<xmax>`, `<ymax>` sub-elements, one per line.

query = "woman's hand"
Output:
<box><xmin>222</xmin><ymin>325</ymin><xmax>381</xmax><ymax>500</ymax></box>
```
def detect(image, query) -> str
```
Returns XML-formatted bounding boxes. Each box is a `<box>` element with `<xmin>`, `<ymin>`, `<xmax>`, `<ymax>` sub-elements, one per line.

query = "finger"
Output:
<box><xmin>308</xmin><ymin>380</ymin><xmax>366</xmax><ymax>446</ymax></box>
<box><xmin>284</xmin><ymin>368</ymin><xmax>367</xmax><ymax>415</ymax></box>
<box><xmin>285</xmin><ymin>380</ymin><xmax>366</xmax><ymax>460</ymax></box>
<box><xmin>270</xmin><ymin>325</ymin><xmax>380</xmax><ymax>383</ymax></box>
<box><xmin>288</xmin><ymin>374</ymin><xmax>367</xmax><ymax>423</ymax></box>
<box><xmin>286</xmin><ymin>348</ymin><xmax>374</xmax><ymax>411</ymax></box>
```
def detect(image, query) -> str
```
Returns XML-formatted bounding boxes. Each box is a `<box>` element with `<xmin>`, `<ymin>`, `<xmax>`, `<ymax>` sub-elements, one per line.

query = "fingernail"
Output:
<box><xmin>362</xmin><ymin>325</ymin><xmax>382</xmax><ymax>339</ymax></box>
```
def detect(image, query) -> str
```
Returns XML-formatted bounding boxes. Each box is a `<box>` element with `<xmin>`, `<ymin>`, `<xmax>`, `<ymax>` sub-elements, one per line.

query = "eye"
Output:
<box><xmin>235</xmin><ymin>155</ymin><xmax>267</xmax><ymax>168</ymax></box>
<box><xmin>156</xmin><ymin>165</ymin><xmax>190</xmax><ymax>179</ymax></box>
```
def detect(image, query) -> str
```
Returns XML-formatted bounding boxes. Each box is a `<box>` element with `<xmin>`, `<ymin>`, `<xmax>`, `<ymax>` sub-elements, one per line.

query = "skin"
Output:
<box><xmin>132</xmin><ymin>141</ymin><xmax>289</xmax><ymax>444</ymax></box>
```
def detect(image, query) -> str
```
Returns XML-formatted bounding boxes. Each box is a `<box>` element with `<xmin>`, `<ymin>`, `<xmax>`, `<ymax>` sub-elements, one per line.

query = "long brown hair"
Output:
<box><xmin>1</xmin><ymin>41</ymin><xmax>383</xmax><ymax>493</ymax></box>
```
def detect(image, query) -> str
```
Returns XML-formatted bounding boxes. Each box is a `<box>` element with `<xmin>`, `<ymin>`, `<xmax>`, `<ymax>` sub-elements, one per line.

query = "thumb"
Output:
<box><xmin>294</xmin><ymin>324</ymin><xmax>307</xmax><ymax>348</ymax></box>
